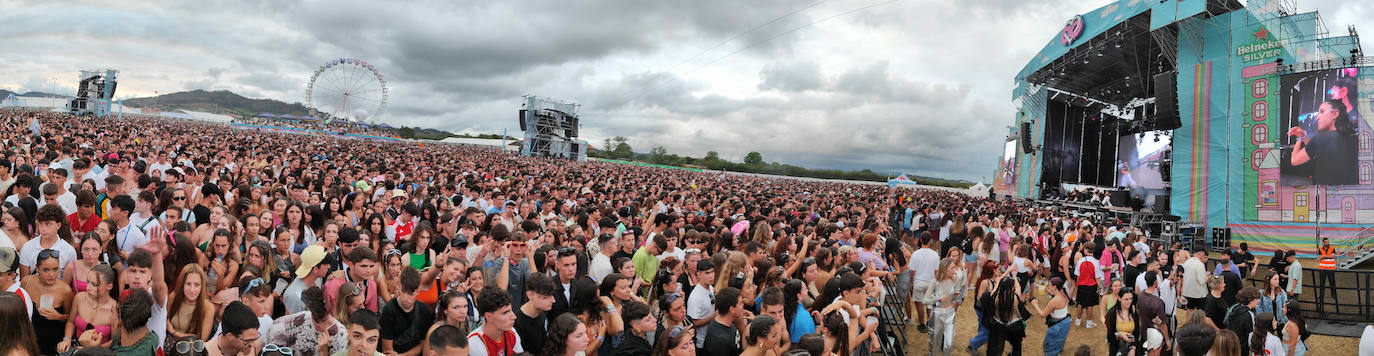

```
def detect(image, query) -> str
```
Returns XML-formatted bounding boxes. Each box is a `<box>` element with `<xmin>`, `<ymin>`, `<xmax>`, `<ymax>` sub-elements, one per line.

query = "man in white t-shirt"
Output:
<box><xmin>908</xmin><ymin>235</ymin><xmax>941</xmax><ymax>333</ymax></box>
<box><xmin>588</xmin><ymin>234</ymin><xmax>617</xmax><ymax>282</ymax></box>
<box><xmin>108</xmin><ymin>196</ymin><xmax>149</xmax><ymax>255</ymax></box>
<box><xmin>687</xmin><ymin>259</ymin><xmax>717</xmax><ymax>348</ymax></box>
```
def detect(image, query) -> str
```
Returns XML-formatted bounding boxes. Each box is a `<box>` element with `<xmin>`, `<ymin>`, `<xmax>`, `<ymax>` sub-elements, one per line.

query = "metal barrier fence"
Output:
<box><xmin>1208</xmin><ymin>257</ymin><xmax>1374</xmax><ymax>322</ymax></box>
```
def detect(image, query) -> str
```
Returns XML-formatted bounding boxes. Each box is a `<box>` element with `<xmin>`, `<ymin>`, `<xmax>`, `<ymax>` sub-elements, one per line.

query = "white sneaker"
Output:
<box><xmin>1085</xmin><ymin>321</ymin><xmax>1098</xmax><ymax>329</ymax></box>
<box><xmin>1074</xmin><ymin>319</ymin><xmax>1081</xmax><ymax>326</ymax></box>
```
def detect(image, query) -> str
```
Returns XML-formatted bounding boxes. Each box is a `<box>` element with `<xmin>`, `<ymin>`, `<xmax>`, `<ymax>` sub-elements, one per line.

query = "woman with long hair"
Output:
<box><xmin>331</xmin><ymin>281</ymin><xmax>367</xmax><ymax>325</ymax></box>
<box><xmin>402</xmin><ymin>222</ymin><xmax>435</xmax><ymax>270</ymax></box>
<box><xmin>1211</xmin><ymin>329</ymin><xmax>1242</xmax><ymax>356</ymax></box>
<box><xmin>782</xmin><ymin>279</ymin><xmax>814</xmax><ymax>343</ymax></box>
<box><xmin>343</xmin><ymin>192</ymin><xmax>367</xmax><ymax>228</ymax></box>
<box><xmin>1105</xmin><ymin>290</ymin><xmax>1140</xmax><ymax>356</ymax></box>
<box><xmin>967</xmin><ymin>260</ymin><xmax>999</xmax><ymax>353</ymax></box>
<box><xmin>597</xmin><ymin>273</ymin><xmax>634</xmax><ymax>355</ymax></box>
<box><xmin>203</xmin><ymin>229</ymin><xmax>241</xmax><ymax>293</ymax></box>
<box><xmin>422</xmin><ymin>290</ymin><xmax>475</xmax><ymax>355</ymax></box>
<box><xmin>59</xmin><ymin>263</ymin><xmax>116</xmax><ymax>352</ymax></box>
<box><xmin>244</xmin><ymin>239</ymin><xmax>283</xmax><ymax>291</ymax></box>
<box><xmin>1289</xmin><ymin>100</ymin><xmax>1359</xmax><ymax>184</ymax></box>
<box><xmin>655</xmin><ymin>291</ymin><xmax>689</xmax><ymax>344</ymax></box>
<box><xmin>24</xmin><ymin>247</ymin><xmax>74</xmax><ymax>355</ymax></box>
<box><xmin>1</xmin><ymin>208</ymin><xmax>31</xmax><ymax>250</ymax></box>
<box><xmin>651</xmin><ymin>325</ymin><xmax>695</xmax><ymax>356</ymax></box>
<box><xmin>64</xmin><ymin>233</ymin><xmax>123</xmax><ymax>294</ymax></box>
<box><xmin>1030</xmin><ymin>276</ymin><xmax>1071</xmax><ymax>356</ymax></box>
<box><xmin>925</xmin><ymin>257</ymin><xmax>963</xmax><ymax>356</ymax></box>
<box><xmin>1258</xmin><ymin>271</ymin><xmax>1289</xmax><ymax>325</ymax></box>
<box><xmin>812</xmin><ymin>246</ymin><xmax>835</xmax><ymax>294</ymax></box>
<box><xmin>0</xmin><ymin>292</ymin><xmax>40</xmax><ymax>356</ymax></box>
<box><xmin>1251</xmin><ymin>312</ymin><xmax>1285</xmax><ymax>356</ymax></box>
<box><xmin>740</xmin><ymin>314</ymin><xmax>782</xmax><ymax>356</ymax></box>
<box><xmin>270</xmin><ymin>225</ymin><xmax>299</xmax><ymax>280</ymax></box>
<box><xmin>986</xmin><ymin>273</ymin><xmax>1025</xmax><ymax>356</ymax></box>
<box><xmin>568</xmin><ymin>277</ymin><xmax>609</xmax><ymax>355</ymax></box>
<box><xmin>543</xmin><ymin>313</ymin><xmax>591</xmax><ymax>356</ymax></box>
<box><xmin>167</xmin><ymin>264</ymin><xmax>215</xmax><ymax>340</ymax></box>
<box><xmin>1282</xmin><ymin>300</ymin><xmax>1309</xmax><ymax>356</ymax></box>
<box><xmin>279</xmin><ymin>202</ymin><xmax>317</xmax><ymax>254</ymax></box>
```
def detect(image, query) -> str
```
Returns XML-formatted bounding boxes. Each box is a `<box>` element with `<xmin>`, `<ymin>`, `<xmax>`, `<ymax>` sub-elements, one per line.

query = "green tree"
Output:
<box><xmin>603</xmin><ymin>138</ymin><xmax>613</xmax><ymax>152</ymax></box>
<box><xmin>744</xmin><ymin>151</ymin><xmax>764</xmax><ymax>165</ymax></box>
<box><xmin>612</xmin><ymin>142</ymin><xmax>634</xmax><ymax>159</ymax></box>
<box><xmin>705</xmin><ymin>151</ymin><xmax>720</xmax><ymax>161</ymax></box>
<box><xmin>650</xmin><ymin>146</ymin><xmax>668</xmax><ymax>164</ymax></box>
<box><xmin>398</xmin><ymin>126</ymin><xmax>416</xmax><ymax>139</ymax></box>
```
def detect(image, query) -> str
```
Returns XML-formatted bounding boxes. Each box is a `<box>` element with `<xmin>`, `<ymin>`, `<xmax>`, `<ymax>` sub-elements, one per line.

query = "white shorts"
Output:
<box><xmin>912</xmin><ymin>280</ymin><xmax>933</xmax><ymax>302</ymax></box>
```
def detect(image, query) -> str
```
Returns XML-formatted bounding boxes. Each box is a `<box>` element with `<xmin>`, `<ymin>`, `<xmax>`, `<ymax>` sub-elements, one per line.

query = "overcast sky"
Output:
<box><xmin>2</xmin><ymin>0</ymin><xmax>1370</xmax><ymax>182</ymax></box>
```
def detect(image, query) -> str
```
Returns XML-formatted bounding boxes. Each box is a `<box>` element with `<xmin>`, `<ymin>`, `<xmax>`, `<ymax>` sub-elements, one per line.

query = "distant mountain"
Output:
<box><xmin>0</xmin><ymin>90</ymin><xmax>64</xmax><ymax>98</ymax></box>
<box><xmin>123</xmin><ymin>89</ymin><xmax>311</xmax><ymax>118</ymax></box>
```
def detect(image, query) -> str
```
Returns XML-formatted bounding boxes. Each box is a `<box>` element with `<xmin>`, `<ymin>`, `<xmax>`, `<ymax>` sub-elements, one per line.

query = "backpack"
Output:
<box><xmin>1222</xmin><ymin>303</ymin><xmax>1246</xmax><ymax>329</ymax></box>
<box><xmin>93</xmin><ymin>192</ymin><xmax>110</xmax><ymax>219</ymax></box>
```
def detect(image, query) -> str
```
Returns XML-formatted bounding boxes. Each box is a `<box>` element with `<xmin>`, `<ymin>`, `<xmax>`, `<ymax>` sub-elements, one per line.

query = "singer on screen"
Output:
<box><xmin>1288</xmin><ymin>100</ymin><xmax>1358</xmax><ymax>185</ymax></box>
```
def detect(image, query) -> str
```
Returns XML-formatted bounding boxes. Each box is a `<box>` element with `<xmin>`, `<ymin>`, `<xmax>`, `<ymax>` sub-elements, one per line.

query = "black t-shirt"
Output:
<box><xmin>1204</xmin><ymin>294</ymin><xmax>1228</xmax><ymax>329</ymax></box>
<box><xmin>379</xmin><ymin>298</ymin><xmax>435</xmax><ymax>353</ymax></box>
<box><xmin>1230</xmin><ymin>250</ymin><xmax>1255</xmax><ymax>270</ymax></box>
<box><xmin>192</xmin><ymin>204</ymin><xmax>212</xmax><ymax>226</ymax></box>
<box><xmin>1306</xmin><ymin>131</ymin><xmax>1358</xmax><ymax>185</ymax></box>
<box><xmin>1221</xmin><ymin>271</ymin><xmax>1243</xmax><ymax>305</ymax></box>
<box><xmin>701</xmin><ymin>320</ymin><xmax>741</xmax><ymax>356</ymax></box>
<box><xmin>612</xmin><ymin>249</ymin><xmax>634</xmax><ymax>262</ymax></box>
<box><xmin>513</xmin><ymin>307</ymin><xmax>548</xmax><ymax>355</ymax></box>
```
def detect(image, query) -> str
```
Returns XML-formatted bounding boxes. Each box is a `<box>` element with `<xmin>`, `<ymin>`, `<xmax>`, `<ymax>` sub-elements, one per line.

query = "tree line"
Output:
<box><xmin>589</xmin><ymin>136</ymin><xmax>971</xmax><ymax>188</ymax></box>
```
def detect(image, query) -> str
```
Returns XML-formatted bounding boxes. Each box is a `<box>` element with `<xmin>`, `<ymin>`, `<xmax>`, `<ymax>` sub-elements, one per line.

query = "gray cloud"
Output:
<box><xmin>8</xmin><ymin>0</ymin><xmax>1279</xmax><ymax>182</ymax></box>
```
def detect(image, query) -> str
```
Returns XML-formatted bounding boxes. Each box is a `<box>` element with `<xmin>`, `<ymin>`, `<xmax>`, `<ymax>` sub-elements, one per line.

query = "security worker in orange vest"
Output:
<box><xmin>1316</xmin><ymin>238</ymin><xmax>1338</xmax><ymax>313</ymax></box>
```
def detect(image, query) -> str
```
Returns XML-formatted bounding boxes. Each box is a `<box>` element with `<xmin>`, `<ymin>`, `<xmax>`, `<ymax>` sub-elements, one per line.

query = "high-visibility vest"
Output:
<box><xmin>1318</xmin><ymin>245</ymin><xmax>1336</xmax><ymax>269</ymax></box>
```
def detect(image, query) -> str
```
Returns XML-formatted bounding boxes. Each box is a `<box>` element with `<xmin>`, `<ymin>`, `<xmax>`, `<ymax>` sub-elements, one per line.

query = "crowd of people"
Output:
<box><xmin>230</xmin><ymin>116</ymin><xmax>399</xmax><ymax>138</ymax></box>
<box><xmin>0</xmin><ymin>108</ymin><xmax>1330</xmax><ymax>356</ymax></box>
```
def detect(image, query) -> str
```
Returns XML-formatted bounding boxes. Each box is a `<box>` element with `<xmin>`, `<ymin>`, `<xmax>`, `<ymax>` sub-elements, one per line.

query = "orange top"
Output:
<box><xmin>1318</xmin><ymin>245</ymin><xmax>1336</xmax><ymax>269</ymax></box>
<box><xmin>417</xmin><ymin>278</ymin><xmax>442</xmax><ymax>307</ymax></box>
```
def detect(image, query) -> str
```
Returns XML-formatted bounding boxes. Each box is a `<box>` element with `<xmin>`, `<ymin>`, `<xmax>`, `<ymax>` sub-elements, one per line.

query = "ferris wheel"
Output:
<box><xmin>306</xmin><ymin>58</ymin><xmax>388</xmax><ymax>124</ymax></box>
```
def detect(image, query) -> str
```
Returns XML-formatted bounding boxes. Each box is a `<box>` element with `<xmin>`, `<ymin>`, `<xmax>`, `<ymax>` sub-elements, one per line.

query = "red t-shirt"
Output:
<box><xmin>68</xmin><ymin>212</ymin><xmax>102</xmax><ymax>234</ymax></box>
<box><xmin>1076</xmin><ymin>259</ymin><xmax>1099</xmax><ymax>286</ymax></box>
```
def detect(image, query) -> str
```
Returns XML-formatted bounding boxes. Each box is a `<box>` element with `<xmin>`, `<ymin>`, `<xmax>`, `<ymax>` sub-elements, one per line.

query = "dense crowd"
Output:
<box><xmin>229</xmin><ymin>116</ymin><xmax>398</xmax><ymax>137</ymax></box>
<box><xmin>0</xmin><ymin>109</ymin><xmax>1323</xmax><ymax>356</ymax></box>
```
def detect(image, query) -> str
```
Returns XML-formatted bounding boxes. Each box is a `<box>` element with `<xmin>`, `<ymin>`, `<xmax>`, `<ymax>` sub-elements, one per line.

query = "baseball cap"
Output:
<box><xmin>296</xmin><ymin>245</ymin><xmax>329</xmax><ymax>277</ymax></box>
<box><xmin>450</xmin><ymin>233</ymin><xmax>469</xmax><ymax>248</ymax></box>
<box><xmin>0</xmin><ymin>247</ymin><xmax>16</xmax><ymax>273</ymax></box>
<box><xmin>391</xmin><ymin>189</ymin><xmax>407</xmax><ymax>199</ymax></box>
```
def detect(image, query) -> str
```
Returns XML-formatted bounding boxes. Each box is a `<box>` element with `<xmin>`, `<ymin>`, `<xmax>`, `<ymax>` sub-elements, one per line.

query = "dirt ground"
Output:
<box><xmin>895</xmin><ymin>289</ymin><xmax>1360</xmax><ymax>355</ymax></box>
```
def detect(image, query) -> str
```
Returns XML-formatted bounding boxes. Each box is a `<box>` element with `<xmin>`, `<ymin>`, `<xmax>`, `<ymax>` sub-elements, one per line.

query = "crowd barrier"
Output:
<box><xmin>1210</xmin><ymin>257</ymin><xmax>1374</xmax><ymax>323</ymax></box>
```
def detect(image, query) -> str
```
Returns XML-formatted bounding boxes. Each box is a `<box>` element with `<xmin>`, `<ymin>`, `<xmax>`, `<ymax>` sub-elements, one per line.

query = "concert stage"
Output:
<box><xmin>997</xmin><ymin>0</ymin><xmax>1373</xmax><ymax>260</ymax></box>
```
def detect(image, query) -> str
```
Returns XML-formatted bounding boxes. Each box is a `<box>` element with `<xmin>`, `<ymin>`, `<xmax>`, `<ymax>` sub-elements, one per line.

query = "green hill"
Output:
<box><xmin>123</xmin><ymin>89</ymin><xmax>310</xmax><ymax>118</ymax></box>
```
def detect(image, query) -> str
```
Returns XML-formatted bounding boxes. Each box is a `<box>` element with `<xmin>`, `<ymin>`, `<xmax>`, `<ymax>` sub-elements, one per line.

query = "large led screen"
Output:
<box><xmin>1116</xmin><ymin>131</ymin><xmax>1171</xmax><ymax>190</ymax></box>
<box><xmin>1279</xmin><ymin>67</ymin><xmax>1361</xmax><ymax>186</ymax></box>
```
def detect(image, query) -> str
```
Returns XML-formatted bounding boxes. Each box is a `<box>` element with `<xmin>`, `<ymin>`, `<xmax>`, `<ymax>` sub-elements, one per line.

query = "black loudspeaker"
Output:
<box><xmin>1210</xmin><ymin>228</ymin><xmax>1231</xmax><ymax>251</ymax></box>
<box><xmin>1153</xmin><ymin>195</ymin><xmax>1171</xmax><ymax>213</ymax></box>
<box><xmin>1021</xmin><ymin>122</ymin><xmax>1033</xmax><ymax>154</ymax></box>
<box><xmin>519</xmin><ymin>109</ymin><xmax>527</xmax><ymax>129</ymax></box>
<box><xmin>1159</xmin><ymin>161</ymin><xmax>1172</xmax><ymax>182</ymax></box>
<box><xmin>1154</xmin><ymin>72</ymin><xmax>1181</xmax><ymax>130</ymax></box>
